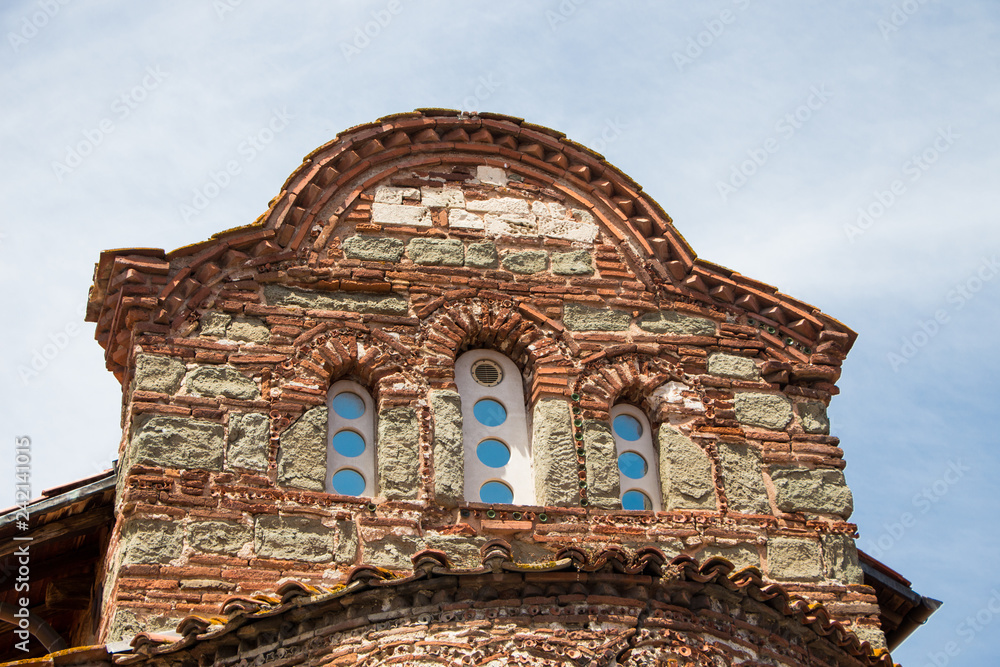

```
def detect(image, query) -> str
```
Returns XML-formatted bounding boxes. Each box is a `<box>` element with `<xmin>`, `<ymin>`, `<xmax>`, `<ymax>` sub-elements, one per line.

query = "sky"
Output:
<box><xmin>1</xmin><ymin>1</ymin><xmax>998</xmax><ymax>664</ymax></box>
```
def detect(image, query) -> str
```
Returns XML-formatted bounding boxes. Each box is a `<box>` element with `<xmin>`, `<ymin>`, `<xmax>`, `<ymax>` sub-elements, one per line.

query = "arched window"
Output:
<box><xmin>326</xmin><ymin>380</ymin><xmax>376</xmax><ymax>497</ymax></box>
<box><xmin>454</xmin><ymin>350</ymin><xmax>534</xmax><ymax>505</ymax></box>
<box><xmin>611</xmin><ymin>404</ymin><xmax>661</xmax><ymax>511</ymax></box>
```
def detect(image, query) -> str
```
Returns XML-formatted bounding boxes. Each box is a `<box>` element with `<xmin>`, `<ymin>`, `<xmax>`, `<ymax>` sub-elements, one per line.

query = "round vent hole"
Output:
<box><xmin>471</xmin><ymin>359</ymin><xmax>503</xmax><ymax>387</ymax></box>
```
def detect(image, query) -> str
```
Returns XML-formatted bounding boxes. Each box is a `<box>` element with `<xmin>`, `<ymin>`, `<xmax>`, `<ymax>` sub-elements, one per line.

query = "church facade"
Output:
<box><xmin>2</xmin><ymin>110</ymin><xmax>933</xmax><ymax>666</ymax></box>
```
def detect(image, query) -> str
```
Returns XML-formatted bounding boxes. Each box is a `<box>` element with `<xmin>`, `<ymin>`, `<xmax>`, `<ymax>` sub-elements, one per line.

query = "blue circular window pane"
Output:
<box><xmin>618</xmin><ymin>451</ymin><xmax>647</xmax><ymax>479</ymax></box>
<box><xmin>332</xmin><ymin>469</ymin><xmax>366</xmax><ymax>496</ymax></box>
<box><xmin>480</xmin><ymin>481</ymin><xmax>514</xmax><ymax>504</ymax></box>
<box><xmin>613</xmin><ymin>414</ymin><xmax>643</xmax><ymax>441</ymax></box>
<box><xmin>622</xmin><ymin>490</ymin><xmax>652</xmax><ymax>511</ymax></box>
<box><xmin>332</xmin><ymin>430</ymin><xmax>366</xmax><ymax>457</ymax></box>
<box><xmin>332</xmin><ymin>392</ymin><xmax>366</xmax><ymax>419</ymax></box>
<box><xmin>477</xmin><ymin>439</ymin><xmax>511</xmax><ymax>468</ymax></box>
<box><xmin>473</xmin><ymin>399</ymin><xmax>507</xmax><ymax>427</ymax></box>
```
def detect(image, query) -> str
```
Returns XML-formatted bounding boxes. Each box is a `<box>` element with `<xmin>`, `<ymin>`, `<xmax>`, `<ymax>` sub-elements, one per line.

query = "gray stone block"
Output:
<box><xmin>334</xmin><ymin>519</ymin><xmax>358</xmax><ymax>564</ymax></box>
<box><xmin>130</xmin><ymin>416</ymin><xmax>225</xmax><ymax>470</ymax></box>
<box><xmin>185</xmin><ymin>365</ymin><xmax>259</xmax><ymax>400</ymax></box>
<box><xmin>502</xmin><ymin>250</ymin><xmax>548</xmax><ymax>274</ymax></box>
<box><xmin>133</xmin><ymin>354</ymin><xmax>185</xmax><ymax>394</ymax></box>
<box><xmin>532</xmin><ymin>399</ymin><xmax>578</xmax><ymax>507</ymax></box>
<box><xmin>361</xmin><ymin>534</ymin><xmax>420</xmax><ymax>569</ymax></box>
<box><xmin>770</xmin><ymin>466</ymin><xmax>854</xmax><ymax>518</ymax></box>
<box><xmin>852</xmin><ymin>626</ymin><xmax>887</xmax><ymax>651</ymax></box>
<box><xmin>465</xmin><ymin>241</ymin><xmax>498</xmax><ymax>268</ymax></box>
<box><xmin>425</xmin><ymin>534</ymin><xmax>486</xmax><ymax>568</ymax></box>
<box><xmin>638</xmin><ymin>311</ymin><xmax>716</xmax><ymax>335</ymax></box>
<box><xmin>707</xmin><ymin>353</ymin><xmax>760</xmax><ymax>380</ymax></box>
<box><xmin>430</xmin><ymin>391</ymin><xmax>464</xmax><ymax>507</ymax></box>
<box><xmin>255</xmin><ymin>514</ymin><xmax>333</xmax><ymax>562</ymax></box>
<box><xmin>734</xmin><ymin>392</ymin><xmax>793</xmax><ymax>430</ymax></box>
<box><xmin>226</xmin><ymin>412</ymin><xmax>269</xmax><ymax>471</ymax></box>
<box><xmin>227</xmin><ymin>317</ymin><xmax>270</xmax><ymax>343</ymax></box>
<box><xmin>121</xmin><ymin>519</ymin><xmax>183</xmax><ymax>564</ymax></box>
<box><xmin>408</xmin><ymin>238</ymin><xmax>465</xmax><ymax>266</ymax></box>
<box><xmin>377</xmin><ymin>407</ymin><xmax>420</xmax><ymax>500</ymax></box>
<box><xmin>188</xmin><ymin>520</ymin><xmax>252</xmax><ymax>555</ymax></box>
<box><xmin>700</xmin><ymin>544</ymin><xmax>760</xmax><ymax>570</ymax></box>
<box><xmin>277</xmin><ymin>407</ymin><xmax>327</xmax><ymax>491</ymax></box>
<box><xmin>767</xmin><ymin>537</ymin><xmax>822</xmax><ymax>582</ymax></box>
<box><xmin>199</xmin><ymin>312</ymin><xmax>231</xmax><ymax>338</ymax></box>
<box><xmin>343</xmin><ymin>235</ymin><xmax>405</xmax><ymax>262</ymax></box>
<box><xmin>659</xmin><ymin>426</ymin><xmax>716</xmax><ymax>510</ymax></box>
<box><xmin>106</xmin><ymin>608</ymin><xmax>180</xmax><ymax>643</ymax></box>
<box><xmin>563</xmin><ymin>303</ymin><xmax>631</xmax><ymax>331</ymax></box>
<box><xmin>551</xmin><ymin>250</ymin><xmax>594</xmax><ymax>275</ymax></box>
<box><xmin>716</xmin><ymin>441</ymin><xmax>770</xmax><ymax>514</ymax></box>
<box><xmin>796</xmin><ymin>400</ymin><xmax>831</xmax><ymax>434</ymax></box>
<box><xmin>582</xmin><ymin>420</ymin><xmax>619</xmax><ymax>510</ymax></box>
<box><xmin>264</xmin><ymin>284</ymin><xmax>408</xmax><ymax>316</ymax></box>
<box><xmin>821</xmin><ymin>534</ymin><xmax>863</xmax><ymax>584</ymax></box>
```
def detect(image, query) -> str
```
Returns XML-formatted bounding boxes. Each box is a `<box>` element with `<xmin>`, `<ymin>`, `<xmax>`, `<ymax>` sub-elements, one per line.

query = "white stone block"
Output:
<box><xmin>484</xmin><ymin>212</ymin><xmax>537</xmax><ymax>237</ymax></box>
<box><xmin>448</xmin><ymin>209</ymin><xmax>484</xmax><ymax>229</ymax></box>
<box><xmin>477</xmin><ymin>165</ymin><xmax>507</xmax><ymax>186</ymax></box>
<box><xmin>539</xmin><ymin>219</ymin><xmax>599</xmax><ymax>243</ymax></box>
<box><xmin>374</xmin><ymin>186</ymin><xmax>420</xmax><ymax>204</ymax></box>
<box><xmin>372</xmin><ymin>202</ymin><xmax>432</xmax><ymax>226</ymax></box>
<box><xmin>466</xmin><ymin>196</ymin><xmax>531</xmax><ymax>216</ymax></box>
<box><xmin>421</xmin><ymin>186</ymin><xmax>465</xmax><ymax>208</ymax></box>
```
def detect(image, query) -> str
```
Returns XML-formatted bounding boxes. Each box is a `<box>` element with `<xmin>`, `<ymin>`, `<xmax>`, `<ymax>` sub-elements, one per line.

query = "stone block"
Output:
<box><xmin>501</xmin><ymin>250</ymin><xmax>548</xmax><ymax>274</ymax></box>
<box><xmin>449</xmin><ymin>208</ymin><xmax>484</xmax><ymax>229</ymax></box>
<box><xmin>106</xmin><ymin>608</ymin><xmax>179</xmax><ymax>643</ymax></box>
<box><xmin>563</xmin><ymin>303</ymin><xmax>631</xmax><ymax>331</ymax></box>
<box><xmin>188</xmin><ymin>520</ymin><xmax>252</xmax><ymax>555</ymax></box>
<box><xmin>373</xmin><ymin>186</ymin><xmax>419</xmax><ymax>204</ymax></box>
<box><xmin>133</xmin><ymin>354</ymin><xmax>185</xmax><ymax>394</ymax></box>
<box><xmin>533</xmin><ymin>202</ymin><xmax>599</xmax><ymax>243</ymax></box>
<box><xmin>226</xmin><ymin>412</ymin><xmax>269</xmax><ymax>471</ymax></box>
<box><xmin>277</xmin><ymin>406</ymin><xmax>327</xmax><ymax>491</ymax></box>
<box><xmin>770</xmin><ymin>466</ymin><xmax>854</xmax><ymax>518</ymax></box>
<box><xmin>377</xmin><ymin>407</ymin><xmax>420</xmax><ymax>500</ymax></box>
<box><xmin>343</xmin><ymin>235</ymin><xmax>405</xmax><ymax>262</ymax></box>
<box><xmin>767</xmin><ymin>537</ymin><xmax>822</xmax><ymax>582</ymax></box>
<box><xmin>700</xmin><ymin>544</ymin><xmax>760</xmax><ymax>570</ymax></box>
<box><xmin>226</xmin><ymin>316</ymin><xmax>270</xmax><ymax>343</ymax></box>
<box><xmin>658</xmin><ymin>426</ymin><xmax>715</xmax><ymax>510</ymax></box>
<box><xmin>361</xmin><ymin>533</ymin><xmax>419</xmax><ymax>569</ymax></box>
<box><xmin>822</xmin><ymin>534</ymin><xmax>863</xmax><ymax>584</ymax></box>
<box><xmin>120</xmin><ymin>519</ymin><xmax>183</xmax><ymax>564</ymax></box>
<box><xmin>334</xmin><ymin>519</ymin><xmax>358</xmax><ymax>564</ymax></box>
<box><xmin>255</xmin><ymin>514</ymin><xmax>333</xmax><ymax>562</ymax></box>
<box><xmin>130</xmin><ymin>416</ymin><xmax>225</xmax><ymax>470</ymax></box>
<box><xmin>372</xmin><ymin>202</ymin><xmax>431</xmax><ymax>226</ymax></box>
<box><xmin>425</xmin><ymin>534</ymin><xmax>486</xmax><ymax>568</ymax></box>
<box><xmin>707</xmin><ymin>353</ymin><xmax>760</xmax><ymax>380</ymax></box>
<box><xmin>796</xmin><ymin>400</ymin><xmax>831</xmax><ymax>434</ymax></box>
<box><xmin>186</xmin><ymin>365</ymin><xmax>259</xmax><ymax>400</ymax></box>
<box><xmin>734</xmin><ymin>392</ymin><xmax>793</xmax><ymax>430</ymax></box>
<box><xmin>466</xmin><ymin>196</ymin><xmax>531</xmax><ymax>216</ymax></box>
<box><xmin>485</xmin><ymin>212</ymin><xmax>537</xmax><ymax>236</ymax></box>
<box><xmin>582</xmin><ymin>420</ymin><xmax>619</xmax><ymax>510</ymax></box>
<box><xmin>264</xmin><ymin>285</ymin><xmax>408</xmax><ymax>316</ymax></box>
<box><xmin>199</xmin><ymin>312</ymin><xmax>231</xmax><ymax>338</ymax></box>
<box><xmin>551</xmin><ymin>250</ymin><xmax>594</xmax><ymax>275</ymax></box>
<box><xmin>430</xmin><ymin>391</ymin><xmax>464</xmax><ymax>507</ymax></box>
<box><xmin>408</xmin><ymin>238</ymin><xmax>465</xmax><ymax>266</ymax></box>
<box><xmin>465</xmin><ymin>241</ymin><xmax>498</xmax><ymax>268</ymax></box>
<box><xmin>638</xmin><ymin>311</ymin><xmax>716</xmax><ymax>335</ymax></box>
<box><xmin>531</xmin><ymin>399</ymin><xmax>578</xmax><ymax>507</ymax></box>
<box><xmin>477</xmin><ymin>165</ymin><xmax>507</xmax><ymax>186</ymax></box>
<box><xmin>421</xmin><ymin>186</ymin><xmax>465</xmax><ymax>207</ymax></box>
<box><xmin>716</xmin><ymin>441</ymin><xmax>769</xmax><ymax>514</ymax></box>
<box><xmin>852</xmin><ymin>626</ymin><xmax>887</xmax><ymax>651</ymax></box>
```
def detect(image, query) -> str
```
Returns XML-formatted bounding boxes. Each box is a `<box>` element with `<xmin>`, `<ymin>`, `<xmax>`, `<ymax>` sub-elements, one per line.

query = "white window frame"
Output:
<box><xmin>611</xmin><ymin>403</ymin><xmax>661</xmax><ymax>511</ymax></box>
<box><xmin>454</xmin><ymin>349</ymin><xmax>534</xmax><ymax>505</ymax></box>
<box><xmin>326</xmin><ymin>379</ymin><xmax>376</xmax><ymax>497</ymax></box>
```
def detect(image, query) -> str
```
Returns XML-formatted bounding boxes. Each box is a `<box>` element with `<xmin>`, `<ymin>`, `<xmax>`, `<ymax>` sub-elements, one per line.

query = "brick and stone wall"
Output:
<box><xmin>84</xmin><ymin>110</ymin><xmax>883</xmax><ymax>653</ymax></box>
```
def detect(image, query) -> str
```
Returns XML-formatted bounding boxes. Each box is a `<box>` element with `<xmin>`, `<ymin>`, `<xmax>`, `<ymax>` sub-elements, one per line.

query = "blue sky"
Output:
<box><xmin>1</xmin><ymin>1</ymin><xmax>998</xmax><ymax>663</ymax></box>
